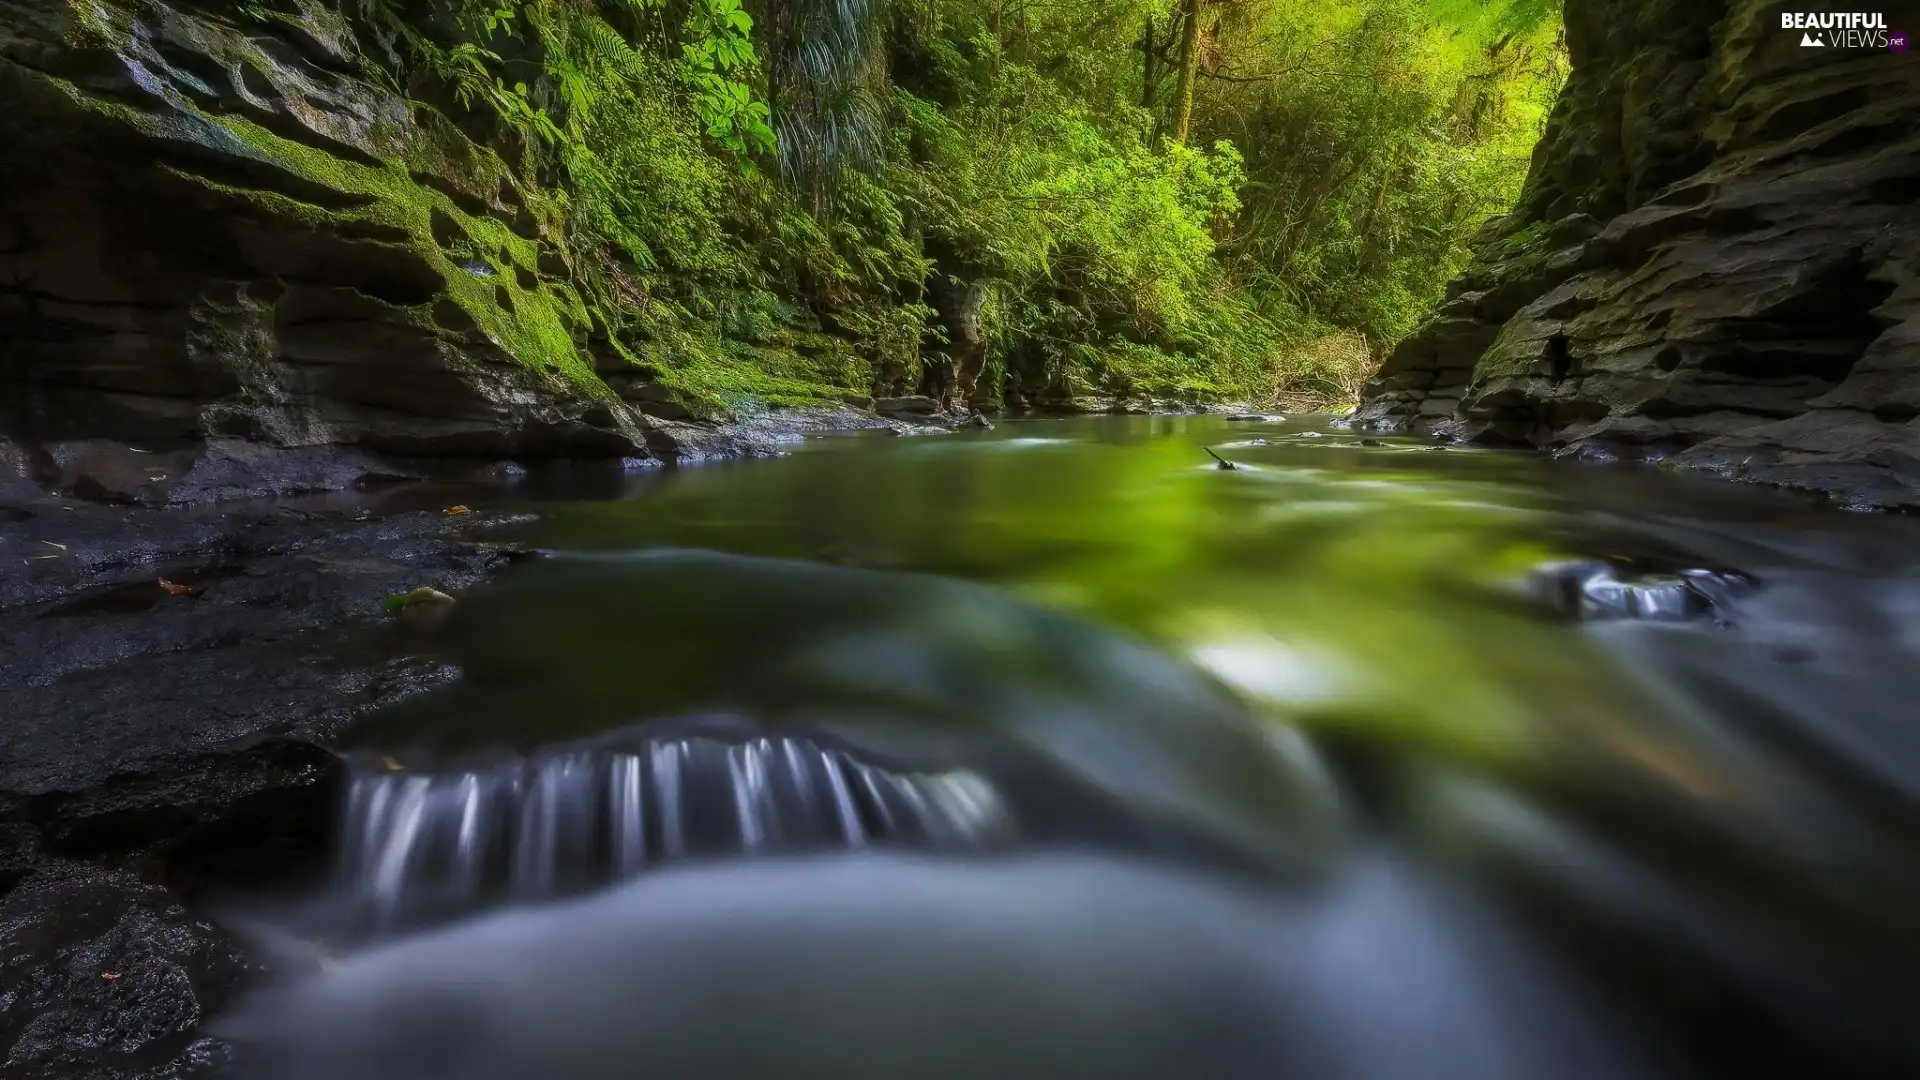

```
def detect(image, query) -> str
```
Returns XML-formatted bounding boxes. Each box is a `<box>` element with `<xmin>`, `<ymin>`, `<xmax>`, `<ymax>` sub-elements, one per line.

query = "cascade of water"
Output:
<box><xmin>334</xmin><ymin>731</ymin><xmax>1013</xmax><ymax>929</ymax></box>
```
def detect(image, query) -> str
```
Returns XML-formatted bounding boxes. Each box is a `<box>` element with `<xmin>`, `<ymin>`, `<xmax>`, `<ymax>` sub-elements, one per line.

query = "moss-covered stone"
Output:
<box><xmin>0</xmin><ymin>0</ymin><xmax>673</xmax><ymax>455</ymax></box>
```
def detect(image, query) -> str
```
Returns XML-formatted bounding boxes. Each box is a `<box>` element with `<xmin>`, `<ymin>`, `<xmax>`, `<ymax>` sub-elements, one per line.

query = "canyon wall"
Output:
<box><xmin>1355</xmin><ymin>1</ymin><xmax>1920</xmax><ymax>507</ymax></box>
<box><xmin>0</xmin><ymin>0</ymin><xmax>688</xmax><ymax>466</ymax></box>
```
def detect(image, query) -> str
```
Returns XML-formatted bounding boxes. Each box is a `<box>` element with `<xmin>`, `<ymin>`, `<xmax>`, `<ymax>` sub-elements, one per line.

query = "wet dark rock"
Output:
<box><xmin>603</xmin><ymin>376</ymin><xmax>696</xmax><ymax>422</ymax></box>
<box><xmin>0</xmin><ymin>862</ymin><xmax>249</xmax><ymax>1080</ymax></box>
<box><xmin>0</xmin><ymin>479</ymin><xmax>533</xmax><ymax>1078</ymax></box>
<box><xmin>1518</xmin><ymin>558</ymin><xmax>1751</xmax><ymax>624</ymax></box>
<box><xmin>42</xmin><ymin>440</ymin><xmax>427</xmax><ymax>508</ymax></box>
<box><xmin>1224</xmin><ymin>413</ymin><xmax>1276</xmax><ymax>422</ymax></box>
<box><xmin>1356</xmin><ymin>0</ymin><xmax>1920</xmax><ymax>508</ymax></box>
<box><xmin>649</xmin><ymin>407</ymin><xmax>898</xmax><ymax>461</ymax></box>
<box><xmin>0</xmin><ymin>824</ymin><xmax>39</xmax><ymax>894</ymax></box>
<box><xmin>51</xmin><ymin>442</ymin><xmax>187</xmax><ymax>506</ymax></box>
<box><xmin>467</xmin><ymin>461</ymin><xmax>529</xmax><ymax>485</ymax></box>
<box><xmin>875</xmin><ymin>395</ymin><xmax>941</xmax><ymax>416</ymax></box>
<box><xmin>1668</xmin><ymin>410</ymin><xmax>1920</xmax><ymax>509</ymax></box>
<box><xmin>0</xmin><ymin>495</ymin><xmax>504</xmax><ymax>792</ymax></box>
<box><xmin>154</xmin><ymin>442</ymin><xmax>421</xmax><ymax>507</ymax></box>
<box><xmin>35</xmin><ymin>739</ymin><xmax>341</xmax><ymax>884</ymax></box>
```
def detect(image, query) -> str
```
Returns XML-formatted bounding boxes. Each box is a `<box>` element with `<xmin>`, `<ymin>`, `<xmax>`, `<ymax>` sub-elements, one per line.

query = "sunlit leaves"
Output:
<box><xmin>682</xmin><ymin>0</ymin><xmax>777</xmax><ymax>164</ymax></box>
<box><xmin>340</xmin><ymin>0</ymin><xmax>1565</xmax><ymax>410</ymax></box>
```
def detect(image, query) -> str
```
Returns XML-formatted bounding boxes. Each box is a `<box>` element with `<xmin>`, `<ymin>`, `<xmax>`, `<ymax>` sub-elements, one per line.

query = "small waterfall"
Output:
<box><xmin>335</xmin><ymin>730</ymin><xmax>1013</xmax><ymax>930</ymax></box>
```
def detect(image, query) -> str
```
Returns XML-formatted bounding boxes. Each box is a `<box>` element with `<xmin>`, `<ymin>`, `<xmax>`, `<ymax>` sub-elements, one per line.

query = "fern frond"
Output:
<box><xmin>573</xmin><ymin>16</ymin><xmax>654</xmax><ymax>85</ymax></box>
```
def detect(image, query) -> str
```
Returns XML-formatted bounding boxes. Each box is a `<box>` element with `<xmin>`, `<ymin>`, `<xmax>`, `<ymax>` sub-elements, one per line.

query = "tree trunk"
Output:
<box><xmin>1170</xmin><ymin>0</ymin><xmax>1203</xmax><ymax>145</ymax></box>
<box><xmin>1141</xmin><ymin>17</ymin><xmax>1157</xmax><ymax>110</ymax></box>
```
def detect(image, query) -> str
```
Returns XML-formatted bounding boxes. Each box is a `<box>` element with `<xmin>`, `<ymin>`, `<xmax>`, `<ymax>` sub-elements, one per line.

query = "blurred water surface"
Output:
<box><xmin>235</xmin><ymin>415</ymin><xmax>1920</xmax><ymax>1079</ymax></box>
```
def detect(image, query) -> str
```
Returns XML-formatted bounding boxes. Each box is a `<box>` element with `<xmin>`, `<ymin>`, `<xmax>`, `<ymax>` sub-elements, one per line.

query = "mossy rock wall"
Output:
<box><xmin>1356</xmin><ymin>0</ymin><xmax>1920</xmax><ymax>506</ymax></box>
<box><xmin>0</xmin><ymin>0</ymin><xmax>670</xmax><ymax>457</ymax></box>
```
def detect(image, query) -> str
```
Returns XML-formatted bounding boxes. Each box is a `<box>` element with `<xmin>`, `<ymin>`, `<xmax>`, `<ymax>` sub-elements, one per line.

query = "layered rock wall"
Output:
<box><xmin>1357</xmin><ymin>0</ymin><xmax>1920</xmax><ymax>506</ymax></box>
<box><xmin>0</xmin><ymin>0</ymin><xmax>674</xmax><ymax>461</ymax></box>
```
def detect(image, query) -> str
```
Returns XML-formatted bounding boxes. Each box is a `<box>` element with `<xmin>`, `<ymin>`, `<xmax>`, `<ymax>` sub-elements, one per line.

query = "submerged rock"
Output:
<box><xmin>342</xmin><ymin>551</ymin><xmax>1345</xmax><ymax>872</ymax></box>
<box><xmin>1518</xmin><ymin>558</ymin><xmax>1751</xmax><ymax>624</ymax></box>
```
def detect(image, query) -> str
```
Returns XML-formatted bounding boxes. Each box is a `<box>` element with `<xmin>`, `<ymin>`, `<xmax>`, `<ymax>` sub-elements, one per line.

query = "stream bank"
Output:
<box><xmin>0</xmin><ymin>469</ymin><xmax>508</xmax><ymax>1079</ymax></box>
<box><xmin>0</xmin><ymin>402</ymin><xmax>937</xmax><ymax>1079</ymax></box>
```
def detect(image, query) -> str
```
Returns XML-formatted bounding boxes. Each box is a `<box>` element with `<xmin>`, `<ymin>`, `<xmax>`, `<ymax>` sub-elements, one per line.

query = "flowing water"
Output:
<box><xmin>225</xmin><ymin>415</ymin><xmax>1920</xmax><ymax>1079</ymax></box>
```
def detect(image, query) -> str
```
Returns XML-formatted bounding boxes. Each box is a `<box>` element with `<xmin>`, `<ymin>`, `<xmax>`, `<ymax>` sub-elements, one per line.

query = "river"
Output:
<box><xmin>220</xmin><ymin>414</ymin><xmax>1920</xmax><ymax>1079</ymax></box>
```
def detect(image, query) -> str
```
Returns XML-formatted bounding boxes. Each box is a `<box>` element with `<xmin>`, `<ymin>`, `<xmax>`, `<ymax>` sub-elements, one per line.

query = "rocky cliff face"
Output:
<box><xmin>1356</xmin><ymin>0</ymin><xmax>1920</xmax><ymax>507</ymax></box>
<box><xmin>0</xmin><ymin>0</ymin><xmax>691</xmax><ymax>469</ymax></box>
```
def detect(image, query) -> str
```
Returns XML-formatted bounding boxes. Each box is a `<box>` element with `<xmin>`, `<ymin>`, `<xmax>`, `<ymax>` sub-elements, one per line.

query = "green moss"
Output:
<box><xmin>44</xmin><ymin>36</ymin><xmax>607</xmax><ymax>398</ymax></box>
<box><xmin>627</xmin><ymin>316</ymin><xmax>865</xmax><ymax>414</ymax></box>
<box><xmin>213</xmin><ymin>115</ymin><xmax>604</xmax><ymax>392</ymax></box>
<box><xmin>1470</xmin><ymin>325</ymin><xmax>1545</xmax><ymax>380</ymax></box>
<box><xmin>1476</xmin><ymin>219</ymin><xmax>1554</xmax><ymax>265</ymax></box>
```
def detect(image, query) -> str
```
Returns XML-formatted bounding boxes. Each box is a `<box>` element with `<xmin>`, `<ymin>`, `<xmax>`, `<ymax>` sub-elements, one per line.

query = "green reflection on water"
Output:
<box><xmin>505</xmin><ymin>416</ymin><xmax>1676</xmax><ymax>772</ymax></box>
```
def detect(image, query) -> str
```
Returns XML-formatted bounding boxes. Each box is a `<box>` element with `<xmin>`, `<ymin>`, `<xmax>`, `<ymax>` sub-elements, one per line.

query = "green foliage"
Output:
<box><xmin>766</xmin><ymin>0</ymin><xmax>891</xmax><ymax>203</ymax></box>
<box><xmin>317</xmin><ymin>0</ymin><xmax>1562</xmax><ymax>411</ymax></box>
<box><xmin>682</xmin><ymin>0</ymin><xmax>776</xmax><ymax>161</ymax></box>
<box><xmin>883</xmin><ymin>0</ymin><xmax>1561</xmax><ymax>405</ymax></box>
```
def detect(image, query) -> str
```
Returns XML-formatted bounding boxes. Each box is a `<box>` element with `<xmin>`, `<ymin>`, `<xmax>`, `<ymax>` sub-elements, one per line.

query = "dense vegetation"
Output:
<box><xmin>340</xmin><ymin>0</ymin><xmax>1565</xmax><ymax>413</ymax></box>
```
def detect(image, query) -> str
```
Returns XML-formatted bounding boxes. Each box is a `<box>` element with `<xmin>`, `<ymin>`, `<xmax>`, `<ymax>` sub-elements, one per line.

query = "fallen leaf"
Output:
<box><xmin>32</xmin><ymin>554</ymin><xmax>60</xmax><ymax>561</ymax></box>
<box><xmin>444</xmin><ymin>504</ymin><xmax>472</xmax><ymax>516</ymax></box>
<box><xmin>157</xmin><ymin>578</ymin><xmax>200</xmax><ymax>597</ymax></box>
<box><xmin>40</xmin><ymin>541</ymin><xmax>66</xmax><ymax>551</ymax></box>
<box><xmin>101</xmin><ymin>972</ymin><xmax>122</xmax><ymax>980</ymax></box>
<box><xmin>381</xmin><ymin>755</ymin><xmax>405</xmax><ymax>772</ymax></box>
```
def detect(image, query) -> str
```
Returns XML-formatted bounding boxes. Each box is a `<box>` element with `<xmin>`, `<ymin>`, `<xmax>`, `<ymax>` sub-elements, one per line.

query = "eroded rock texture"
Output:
<box><xmin>1356</xmin><ymin>1</ymin><xmax>1920</xmax><ymax>506</ymax></box>
<box><xmin>0</xmin><ymin>0</ymin><xmax>675</xmax><ymax>460</ymax></box>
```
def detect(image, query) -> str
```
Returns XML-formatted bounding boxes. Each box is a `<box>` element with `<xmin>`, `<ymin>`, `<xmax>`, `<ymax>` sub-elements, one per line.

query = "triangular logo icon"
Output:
<box><xmin>1801</xmin><ymin>32</ymin><xmax>1825</xmax><ymax>46</ymax></box>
